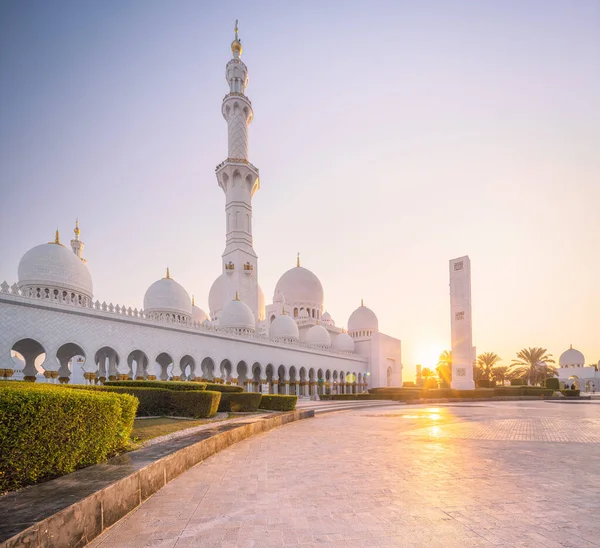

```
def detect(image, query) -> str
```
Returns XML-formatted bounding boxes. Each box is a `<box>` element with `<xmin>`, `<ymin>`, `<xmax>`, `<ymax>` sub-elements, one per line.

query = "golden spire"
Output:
<box><xmin>297</xmin><ymin>252</ymin><xmax>300</xmax><ymax>267</ymax></box>
<box><xmin>361</xmin><ymin>298</ymin><xmax>364</xmax><ymax>307</ymax></box>
<box><xmin>165</xmin><ymin>267</ymin><xmax>171</xmax><ymax>279</ymax></box>
<box><xmin>281</xmin><ymin>306</ymin><xmax>285</xmax><ymax>315</ymax></box>
<box><xmin>49</xmin><ymin>229</ymin><xmax>60</xmax><ymax>245</ymax></box>
<box><xmin>74</xmin><ymin>218</ymin><xmax>80</xmax><ymax>236</ymax></box>
<box><xmin>231</xmin><ymin>19</ymin><xmax>242</xmax><ymax>56</ymax></box>
<box><xmin>235</xmin><ymin>291</ymin><xmax>240</xmax><ymax>301</ymax></box>
<box><xmin>192</xmin><ymin>295</ymin><xmax>195</xmax><ymax>306</ymax></box>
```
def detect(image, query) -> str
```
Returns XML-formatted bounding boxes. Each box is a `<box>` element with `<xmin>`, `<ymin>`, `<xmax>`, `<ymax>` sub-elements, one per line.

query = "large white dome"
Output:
<box><xmin>274</xmin><ymin>265</ymin><xmax>324</xmax><ymax>306</ymax></box>
<box><xmin>306</xmin><ymin>324</ymin><xmax>331</xmax><ymax>347</ymax></box>
<box><xmin>219</xmin><ymin>297</ymin><xmax>255</xmax><ymax>331</ymax></box>
<box><xmin>332</xmin><ymin>332</ymin><xmax>355</xmax><ymax>352</ymax></box>
<box><xmin>269</xmin><ymin>314</ymin><xmax>299</xmax><ymax>341</ymax></box>
<box><xmin>348</xmin><ymin>302</ymin><xmax>378</xmax><ymax>333</ymax></box>
<box><xmin>18</xmin><ymin>241</ymin><xmax>93</xmax><ymax>297</ymax></box>
<box><xmin>144</xmin><ymin>276</ymin><xmax>192</xmax><ymax>317</ymax></box>
<box><xmin>559</xmin><ymin>346</ymin><xmax>585</xmax><ymax>367</ymax></box>
<box><xmin>209</xmin><ymin>273</ymin><xmax>226</xmax><ymax>316</ymax></box>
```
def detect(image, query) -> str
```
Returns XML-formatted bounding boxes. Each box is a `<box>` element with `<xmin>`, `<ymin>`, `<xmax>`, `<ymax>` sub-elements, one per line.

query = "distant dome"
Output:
<box><xmin>144</xmin><ymin>276</ymin><xmax>192</xmax><ymax>317</ymax></box>
<box><xmin>559</xmin><ymin>346</ymin><xmax>585</xmax><ymax>367</ymax></box>
<box><xmin>306</xmin><ymin>324</ymin><xmax>331</xmax><ymax>347</ymax></box>
<box><xmin>269</xmin><ymin>314</ymin><xmax>299</xmax><ymax>341</ymax></box>
<box><xmin>192</xmin><ymin>305</ymin><xmax>209</xmax><ymax>323</ymax></box>
<box><xmin>219</xmin><ymin>297</ymin><xmax>255</xmax><ymax>331</ymax></box>
<box><xmin>273</xmin><ymin>289</ymin><xmax>285</xmax><ymax>303</ymax></box>
<box><xmin>257</xmin><ymin>284</ymin><xmax>265</xmax><ymax>322</ymax></box>
<box><xmin>209</xmin><ymin>273</ymin><xmax>226</xmax><ymax>317</ymax></box>
<box><xmin>333</xmin><ymin>332</ymin><xmax>355</xmax><ymax>352</ymax></box>
<box><xmin>274</xmin><ymin>265</ymin><xmax>324</xmax><ymax>306</ymax></box>
<box><xmin>321</xmin><ymin>311</ymin><xmax>334</xmax><ymax>325</ymax></box>
<box><xmin>18</xmin><ymin>240</ymin><xmax>93</xmax><ymax>297</ymax></box>
<box><xmin>348</xmin><ymin>302</ymin><xmax>378</xmax><ymax>333</ymax></box>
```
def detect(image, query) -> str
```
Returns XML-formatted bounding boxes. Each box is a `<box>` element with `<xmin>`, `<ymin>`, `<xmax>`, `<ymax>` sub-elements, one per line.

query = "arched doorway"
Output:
<box><xmin>155</xmin><ymin>352</ymin><xmax>173</xmax><ymax>381</ymax></box>
<box><xmin>200</xmin><ymin>357</ymin><xmax>215</xmax><ymax>381</ymax></box>
<box><xmin>95</xmin><ymin>347</ymin><xmax>120</xmax><ymax>382</ymax></box>
<box><xmin>128</xmin><ymin>350</ymin><xmax>149</xmax><ymax>380</ymax></box>
<box><xmin>56</xmin><ymin>342</ymin><xmax>86</xmax><ymax>384</ymax></box>
<box><xmin>10</xmin><ymin>338</ymin><xmax>46</xmax><ymax>381</ymax></box>
<box><xmin>180</xmin><ymin>355</ymin><xmax>196</xmax><ymax>381</ymax></box>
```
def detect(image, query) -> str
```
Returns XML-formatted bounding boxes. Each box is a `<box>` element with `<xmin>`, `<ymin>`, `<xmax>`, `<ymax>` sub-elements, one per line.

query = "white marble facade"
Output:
<box><xmin>0</xmin><ymin>25</ymin><xmax>402</xmax><ymax>394</ymax></box>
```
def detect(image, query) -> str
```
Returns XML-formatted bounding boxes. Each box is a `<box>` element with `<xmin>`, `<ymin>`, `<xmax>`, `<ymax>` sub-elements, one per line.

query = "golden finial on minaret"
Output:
<box><xmin>50</xmin><ymin>229</ymin><xmax>60</xmax><ymax>245</ymax></box>
<box><xmin>192</xmin><ymin>295</ymin><xmax>195</xmax><ymax>306</ymax></box>
<box><xmin>281</xmin><ymin>306</ymin><xmax>285</xmax><ymax>315</ymax></box>
<box><xmin>361</xmin><ymin>298</ymin><xmax>364</xmax><ymax>307</ymax></box>
<box><xmin>165</xmin><ymin>267</ymin><xmax>171</xmax><ymax>279</ymax></box>
<box><xmin>297</xmin><ymin>252</ymin><xmax>300</xmax><ymax>267</ymax></box>
<box><xmin>74</xmin><ymin>218</ymin><xmax>80</xmax><ymax>237</ymax></box>
<box><xmin>231</xmin><ymin>19</ymin><xmax>242</xmax><ymax>56</ymax></box>
<box><xmin>235</xmin><ymin>291</ymin><xmax>240</xmax><ymax>301</ymax></box>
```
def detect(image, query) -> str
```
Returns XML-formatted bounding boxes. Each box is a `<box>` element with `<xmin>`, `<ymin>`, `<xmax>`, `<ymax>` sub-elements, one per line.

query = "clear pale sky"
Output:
<box><xmin>1</xmin><ymin>1</ymin><xmax>599</xmax><ymax>380</ymax></box>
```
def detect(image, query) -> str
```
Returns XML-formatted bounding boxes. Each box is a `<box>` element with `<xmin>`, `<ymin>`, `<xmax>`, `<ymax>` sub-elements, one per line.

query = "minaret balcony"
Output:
<box><xmin>215</xmin><ymin>158</ymin><xmax>259</xmax><ymax>175</ymax></box>
<box><xmin>223</xmin><ymin>92</ymin><xmax>252</xmax><ymax>105</ymax></box>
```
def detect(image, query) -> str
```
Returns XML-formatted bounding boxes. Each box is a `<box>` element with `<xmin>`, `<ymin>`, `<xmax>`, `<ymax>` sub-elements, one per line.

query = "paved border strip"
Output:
<box><xmin>0</xmin><ymin>409</ymin><xmax>314</xmax><ymax>548</ymax></box>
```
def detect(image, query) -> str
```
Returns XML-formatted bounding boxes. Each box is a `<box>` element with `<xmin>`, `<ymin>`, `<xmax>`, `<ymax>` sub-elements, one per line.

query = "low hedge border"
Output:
<box><xmin>561</xmin><ymin>389</ymin><xmax>581</xmax><ymax>397</ymax></box>
<box><xmin>259</xmin><ymin>394</ymin><xmax>298</xmax><ymax>411</ymax></box>
<box><xmin>203</xmin><ymin>383</ymin><xmax>244</xmax><ymax>393</ymax></box>
<box><xmin>67</xmin><ymin>385</ymin><xmax>220</xmax><ymax>418</ymax></box>
<box><xmin>218</xmin><ymin>392</ymin><xmax>262</xmax><ymax>412</ymax></box>
<box><xmin>0</xmin><ymin>383</ymin><xmax>138</xmax><ymax>492</ymax></box>
<box><xmin>104</xmin><ymin>380</ymin><xmax>207</xmax><ymax>391</ymax></box>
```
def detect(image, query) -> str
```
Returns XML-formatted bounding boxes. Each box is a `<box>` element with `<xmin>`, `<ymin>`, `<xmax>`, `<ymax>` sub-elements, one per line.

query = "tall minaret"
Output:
<box><xmin>70</xmin><ymin>219</ymin><xmax>86</xmax><ymax>263</ymax></box>
<box><xmin>215</xmin><ymin>21</ymin><xmax>260</xmax><ymax>323</ymax></box>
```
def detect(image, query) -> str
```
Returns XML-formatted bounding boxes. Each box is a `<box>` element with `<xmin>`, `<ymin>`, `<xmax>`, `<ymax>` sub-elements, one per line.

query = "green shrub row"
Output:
<box><xmin>104</xmin><ymin>380</ymin><xmax>207</xmax><ymax>391</ymax></box>
<box><xmin>218</xmin><ymin>392</ymin><xmax>262</xmax><ymax>412</ymax></box>
<box><xmin>258</xmin><ymin>394</ymin><xmax>298</xmax><ymax>411</ymax></box>
<box><xmin>203</xmin><ymin>383</ymin><xmax>244</xmax><ymax>393</ymax></box>
<box><xmin>0</xmin><ymin>382</ymin><xmax>138</xmax><ymax>492</ymax></box>
<box><xmin>67</xmin><ymin>385</ymin><xmax>220</xmax><ymax>418</ymax></box>
<box><xmin>545</xmin><ymin>378</ymin><xmax>560</xmax><ymax>390</ymax></box>
<box><xmin>561</xmin><ymin>389</ymin><xmax>581</xmax><ymax>397</ymax></box>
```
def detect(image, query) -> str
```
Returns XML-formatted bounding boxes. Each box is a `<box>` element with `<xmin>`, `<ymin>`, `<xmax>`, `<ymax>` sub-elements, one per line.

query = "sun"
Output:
<box><xmin>414</xmin><ymin>341</ymin><xmax>444</xmax><ymax>369</ymax></box>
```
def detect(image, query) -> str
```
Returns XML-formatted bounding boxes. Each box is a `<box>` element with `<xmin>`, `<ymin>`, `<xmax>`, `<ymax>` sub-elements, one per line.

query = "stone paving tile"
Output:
<box><xmin>89</xmin><ymin>402</ymin><xmax>600</xmax><ymax>547</ymax></box>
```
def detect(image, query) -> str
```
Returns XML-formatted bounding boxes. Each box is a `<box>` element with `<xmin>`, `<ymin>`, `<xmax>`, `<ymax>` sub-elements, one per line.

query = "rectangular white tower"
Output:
<box><xmin>449</xmin><ymin>256</ymin><xmax>475</xmax><ymax>390</ymax></box>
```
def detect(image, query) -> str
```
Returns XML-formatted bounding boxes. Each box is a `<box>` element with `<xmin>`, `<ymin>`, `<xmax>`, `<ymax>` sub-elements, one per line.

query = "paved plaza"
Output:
<box><xmin>90</xmin><ymin>402</ymin><xmax>600</xmax><ymax>547</ymax></box>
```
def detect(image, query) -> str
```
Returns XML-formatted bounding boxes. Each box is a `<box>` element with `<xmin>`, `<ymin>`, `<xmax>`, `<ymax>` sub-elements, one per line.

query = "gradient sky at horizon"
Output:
<box><xmin>1</xmin><ymin>1</ymin><xmax>599</xmax><ymax>380</ymax></box>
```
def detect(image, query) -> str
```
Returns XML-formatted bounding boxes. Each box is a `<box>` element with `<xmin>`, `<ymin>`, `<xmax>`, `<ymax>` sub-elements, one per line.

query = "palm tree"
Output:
<box><xmin>421</xmin><ymin>367</ymin><xmax>434</xmax><ymax>380</ymax></box>
<box><xmin>491</xmin><ymin>365</ymin><xmax>508</xmax><ymax>385</ymax></box>
<box><xmin>477</xmin><ymin>352</ymin><xmax>501</xmax><ymax>380</ymax></box>
<box><xmin>509</xmin><ymin>347</ymin><xmax>556</xmax><ymax>385</ymax></box>
<box><xmin>436</xmin><ymin>350</ymin><xmax>452</xmax><ymax>387</ymax></box>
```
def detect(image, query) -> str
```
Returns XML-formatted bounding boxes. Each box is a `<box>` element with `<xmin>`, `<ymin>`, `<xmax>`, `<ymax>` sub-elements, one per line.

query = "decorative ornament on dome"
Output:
<box><xmin>49</xmin><ymin>229</ymin><xmax>63</xmax><ymax>247</ymax></box>
<box><xmin>74</xmin><ymin>219</ymin><xmax>80</xmax><ymax>238</ymax></box>
<box><xmin>231</xmin><ymin>19</ymin><xmax>243</xmax><ymax>57</ymax></box>
<box><xmin>164</xmin><ymin>267</ymin><xmax>171</xmax><ymax>280</ymax></box>
<box><xmin>297</xmin><ymin>252</ymin><xmax>300</xmax><ymax>268</ymax></box>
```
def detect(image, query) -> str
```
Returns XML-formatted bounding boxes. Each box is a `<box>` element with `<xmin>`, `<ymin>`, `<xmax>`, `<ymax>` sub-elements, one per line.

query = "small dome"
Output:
<box><xmin>332</xmin><ymin>332</ymin><xmax>355</xmax><ymax>352</ymax></box>
<box><xmin>144</xmin><ymin>276</ymin><xmax>192</xmax><ymax>317</ymax></box>
<box><xmin>273</xmin><ymin>289</ymin><xmax>285</xmax><ymax>303</ymax></box>
<box><xmin>274</xmin><ymin>265</ymin><xmax>324</xmax><ymax>307</ymax></box>
<box><xmin>192</xmin><ymin>305</ymin><xmax>209</xmax><ymax>323</ymax></box>
<box><xmin>321</xmin><ymin>311</ymin><xmax>334</xmax><ymax>325</ymax></box>
<box><xmin>269</xmin><ymin>314</ymin><xmax>299</xmax><ymax>341</ymax></box>
<box><xmin>209</xmin><ymin>273</ymin><xmax>226</xmax><ymax>317</ymax></box>
<box><xmin>559</xmin><ymin>346</ymin><xmax>585</xmax><ymax>367</ymax></box>
<box><xmin>18</xmin><ymin>240</ymin><xmax>93</xmax><ymax>297</ymax></box>
<box><xmin>348</xmin><ymin>302</ymin><xmax>378</xmax><ymax>333</ymax></box>
<box><xmin>219</xmin><ymin>296</ymin><xmax>255</xmax><ymax>331</ymax></box>
<box><xmin>306</xmin><ymin>324</ymin><xmax>331</xmax><ymax>347</ymax></box>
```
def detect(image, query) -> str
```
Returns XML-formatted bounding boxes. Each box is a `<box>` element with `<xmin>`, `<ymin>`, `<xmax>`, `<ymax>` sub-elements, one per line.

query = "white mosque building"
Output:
<box><xmin>0</xmin><ymin>26</ymin><xmax>403</xmax><ymax>395</ymax></box>
<box><xmin>556</xmin><ymin>346</ymin><xmax>599</xmax><ymax>392</ymax></box>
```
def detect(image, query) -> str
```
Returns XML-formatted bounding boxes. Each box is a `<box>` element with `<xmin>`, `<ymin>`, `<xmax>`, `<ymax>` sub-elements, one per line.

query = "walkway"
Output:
<box><xmin>90</xmin><ymin>402</ymin><xmax>600</xmax><ymax>547</ymax></box>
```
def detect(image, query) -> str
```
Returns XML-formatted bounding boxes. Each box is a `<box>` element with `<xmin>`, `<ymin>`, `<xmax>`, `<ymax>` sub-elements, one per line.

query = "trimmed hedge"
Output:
<box><xmin>545</xmin><ymin>378</ymin><xmax>560</xmax><ymax>390</ymax></box>
<box><xmin>510</xmin><ymin>378</ymin><xmax>526</xmax><ymax>386</ymax></box>
<box><xmin>218</xmin><ymin>392</ymin><xmax>262</xmax><ymax>412</ymax></box>
<box><xmin>259</xmin><ymin>394</ymin><xmax>298</xmax><ymax>411</ymax></box>
<box><xmin>0</xmin><ymin>383</ymin><xmax>138</xmax><ymax>491</ymax></box>
<box><xmin>561</xmin><ymin>389</ymin><xmax>581</xmax><ymax>397</ymax></box>
<box><xmin>203</xmin><ymin>383</ymin><xmax>244</xmax><ymax>393</ymax></box>
<box><xmin>493</xmin><ymin>386</ymin><xmax>554</xmax><ymax>397</ymax></box>
<box><xmin>67</xmin><ymin>385</ymin><xmax>220</xmax><ymax>418</ymax></box>
<box><xmin>318</xmin><ymin>394</ymin><xmax>391</xmax><ymax>401</ymax></box>
<box><xmin>104</xmin><ymin>380</ymin><xmax>207</xmax><ymax>391</ymax></box>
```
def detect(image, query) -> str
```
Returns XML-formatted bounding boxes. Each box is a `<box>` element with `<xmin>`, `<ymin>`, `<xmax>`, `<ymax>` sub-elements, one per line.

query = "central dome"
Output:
<box><xmin>274</xmin><ymin>266</ymin><xmax>324</xmax><ymax>306</ymax></box>
<box><xmin>18</xmin><ymin>241</ymin><xmax>93</xmax><ymax>297</ymax></box>
<box><xmin>559</xmin><ymin>346</ymin><xmax>585</xmax><ymax>367</ymax></box>
<box><xmin>144</xmin><ymin>276</ymin><xmax>192</xmax><ymax>317</ymax></box>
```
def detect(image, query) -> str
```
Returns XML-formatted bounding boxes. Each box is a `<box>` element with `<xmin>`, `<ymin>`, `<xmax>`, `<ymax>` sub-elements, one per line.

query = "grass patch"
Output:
<box><xmin>130</xmin><ymin>415</ymin><xmax>242</xmax><ymax>443</ymax></box>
